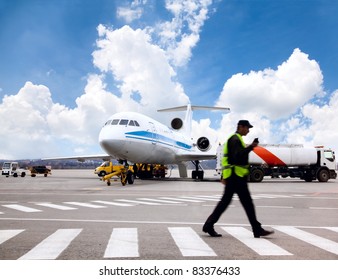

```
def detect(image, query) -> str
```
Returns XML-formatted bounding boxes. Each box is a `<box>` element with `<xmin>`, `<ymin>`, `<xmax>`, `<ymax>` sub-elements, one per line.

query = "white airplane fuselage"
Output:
<box><xmin>99</xmin><ymin>111</ymin><xmax>203</xmax><ymax>164</ymax></box>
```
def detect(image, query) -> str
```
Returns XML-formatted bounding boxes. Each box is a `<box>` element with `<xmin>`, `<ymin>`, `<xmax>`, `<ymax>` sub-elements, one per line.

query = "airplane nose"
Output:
<box><xmin>99</xmin><ymin>126</ymin><xmax>125</xmax><ymax>155</ymax></box>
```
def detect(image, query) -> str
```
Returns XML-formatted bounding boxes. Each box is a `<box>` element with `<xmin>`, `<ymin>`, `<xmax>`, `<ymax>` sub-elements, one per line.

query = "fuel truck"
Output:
<box><xmin>216</xmin><ymin>144</ymin><xmax>337</xmax><ymax>182</ymax></box>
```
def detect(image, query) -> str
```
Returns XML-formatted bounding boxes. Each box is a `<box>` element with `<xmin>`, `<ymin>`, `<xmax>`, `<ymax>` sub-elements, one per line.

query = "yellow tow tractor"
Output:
<box><xmin>29</xmin><ymin>165</ymin><xmax>52</xmax><ymax>177</ymax></box>
<box><xmin>94</xmin><ymin>161</ymin><xmax>135</xmax><ymax>186</ymax></box>
<box><xmin>135</xmin><ymin>163</ymin><xmax>167</xmax><ymax>179</ymax></box>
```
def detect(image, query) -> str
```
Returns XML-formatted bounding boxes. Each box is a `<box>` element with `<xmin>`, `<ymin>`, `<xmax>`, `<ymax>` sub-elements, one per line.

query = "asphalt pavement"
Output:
<box><xmin>1</xmin><ymin>169</ymin><xmax>338</xmax><ymax>260</ymax></box>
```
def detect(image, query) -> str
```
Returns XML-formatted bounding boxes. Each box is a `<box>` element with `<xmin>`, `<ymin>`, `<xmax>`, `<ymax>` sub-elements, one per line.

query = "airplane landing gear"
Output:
<box><xmin>191</xmin><ymin>160</ymin><xmax>204</xmax><ymax>180</ymax></box>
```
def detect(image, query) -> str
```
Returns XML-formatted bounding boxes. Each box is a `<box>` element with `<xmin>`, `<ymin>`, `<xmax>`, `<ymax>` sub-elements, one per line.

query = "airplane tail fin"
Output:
<box><xmin>158</xmin><ymin>104</ymin><xmax>230</xmax><ymax>137</ymax></box>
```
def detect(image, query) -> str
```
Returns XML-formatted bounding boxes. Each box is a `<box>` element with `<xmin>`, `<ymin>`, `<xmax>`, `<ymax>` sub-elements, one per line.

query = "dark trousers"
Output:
<box><xmin>205</xmin><ymin>174</ymin><xmax>262</xmax><ymax>233</ymax></box>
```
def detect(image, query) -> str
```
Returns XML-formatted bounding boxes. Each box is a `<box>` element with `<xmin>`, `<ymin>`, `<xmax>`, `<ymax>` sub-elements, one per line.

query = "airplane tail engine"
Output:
<box><xmin>171</xmin><ymin>118</ymin><xmax>183</xmax><ymax>130</ymax></box>
<box><xmin>197</xmin><ymin>136</ymin><xmax>211</xmax><ymax>152</ymax></box>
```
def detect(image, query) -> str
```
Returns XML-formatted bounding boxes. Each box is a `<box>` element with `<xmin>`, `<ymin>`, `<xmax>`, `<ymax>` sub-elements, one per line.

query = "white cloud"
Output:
<box><xmin>0</xmin><ymin>82</ymin><xmax>53</xmax><ymax>159</ymax></box>
<box><xmin>216</xmin><ymin>48</ymin><xmax>324</xmax><ymax>120</ymax></box>
<box><xmin>93</xmin><ymin>24</ymin><xmax>189</xmax><ymax>116</ymax></box>
<box><xmin>116</xmin><ymin>0</ymin><xmax>149</xmax><ymax>23</ymax></box>
<box><xmin>157</xmin><ymin>0</ymin><xmax>212</xmax><ymax>66</ymax></box>
<box><xmin>117</xmin><ymin>7</ymin><xmax>143</xmax><ymax>23</ymax></box>
<box><xmin>285</xmin><ymin>90</ymin><xmax>338</xmax><ymax>148</ymax></box>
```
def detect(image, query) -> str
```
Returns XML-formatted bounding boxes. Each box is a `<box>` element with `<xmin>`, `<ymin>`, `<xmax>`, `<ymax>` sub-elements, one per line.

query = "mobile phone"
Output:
<box><xmin>254</xmin><ymin>137</ymin><xmax>259</xmax><ymax>143</ymax></box>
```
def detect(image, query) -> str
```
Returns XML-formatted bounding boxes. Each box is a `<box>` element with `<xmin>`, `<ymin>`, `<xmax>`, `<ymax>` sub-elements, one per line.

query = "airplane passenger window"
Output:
<box><xmin>134</xmin><ymin>120</ymin><xmax>140</xmax><ymax>126</ymax></box>
<box><xmin>129</xmin><ymin>120</ymin><xmax>135</xmax><ymax>126</ymax></box>
<box><xmin>119</xmin><ymin>119</ymin><xmax>129</xmax><ymax>125</ymax></box>
<box><xmin>111</xmin><ymin>119</ymin><xmax>119</xmax><ymax>125</ymax></box>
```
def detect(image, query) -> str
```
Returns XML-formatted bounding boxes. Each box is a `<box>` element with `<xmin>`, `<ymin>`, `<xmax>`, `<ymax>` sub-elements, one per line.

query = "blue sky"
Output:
<box><xmin>1</xmin><ymin>0</ymin><xmax>338</xmax><ymax>159</ymax></box>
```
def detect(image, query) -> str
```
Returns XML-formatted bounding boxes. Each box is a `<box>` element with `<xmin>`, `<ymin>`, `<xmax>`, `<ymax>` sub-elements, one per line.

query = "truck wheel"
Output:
<box><xmin>99</xmin><ymin>171</ymin><xmax>107</xmax><ymax>177</ymax></box>
<box><xmin>250</xmin><ymin>168</ymin><xmax>264</xmax><ymax>182</ymax></box>
<box><xmin>197</xmin><ymin>171</ymin><xmax>204</xmax><ymax>180</ymax></box>
<box><xmin>21</xmin><ymin>172</ymin><xmax>26</xmax><ymax>177</ymax></box>
<box><xmin>317</xmin><ymin>169</ymin><xmax>329</xmax><ymax>182</ymax></box>
<box><xmin>13</xmin><ymin>173</ymin><xmax>18</xmax><ymax>177</ymax></box>
<box><xmin>192</xmin><ymin>170</ymin><xmax>197</xmax><ymax>179</ymax></box>
<box><xmin>127</xmin><ymin>171</ymin><xmax>134</xmax><ymax>184</ymax></box>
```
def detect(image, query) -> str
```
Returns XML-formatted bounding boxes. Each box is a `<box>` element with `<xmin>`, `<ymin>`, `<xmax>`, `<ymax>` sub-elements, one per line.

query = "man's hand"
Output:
<box><xmin>251</xmin><ymin>137</ymin><xmax>259</xmax><ymax>148</ymax></box>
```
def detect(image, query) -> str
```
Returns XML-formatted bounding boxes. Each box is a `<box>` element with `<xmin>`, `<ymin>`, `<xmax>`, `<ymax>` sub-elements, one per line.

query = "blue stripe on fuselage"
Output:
<box><xmin>125</xmin><ymin>131</ymin><xmax>192</xmax><ymax>150</ymax></box>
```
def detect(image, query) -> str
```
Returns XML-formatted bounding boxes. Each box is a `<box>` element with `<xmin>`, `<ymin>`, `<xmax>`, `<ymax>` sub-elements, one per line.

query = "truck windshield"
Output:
<box><xmin>2</xmin><ymin>162</ymin><xmax>11</xmax><ymax>169</ymax></box>
<box><xmin>324</xmin><ymin>151</ymin><xmax>335</xmax><ymax>162</ymax></box>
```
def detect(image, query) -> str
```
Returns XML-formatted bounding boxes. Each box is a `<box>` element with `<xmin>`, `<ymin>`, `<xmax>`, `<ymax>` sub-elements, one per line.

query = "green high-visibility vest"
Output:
<box><xmin>222</xmin><ymin>133</ymin><xmax>250</xmax><ymax>179</ymax></box>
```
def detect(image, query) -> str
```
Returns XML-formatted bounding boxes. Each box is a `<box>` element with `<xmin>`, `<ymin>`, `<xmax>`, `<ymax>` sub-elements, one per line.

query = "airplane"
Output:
<box><xmin>44</xmin><ymin>104</ymin><xmax>229</xmax><ymax>181</ymax></box>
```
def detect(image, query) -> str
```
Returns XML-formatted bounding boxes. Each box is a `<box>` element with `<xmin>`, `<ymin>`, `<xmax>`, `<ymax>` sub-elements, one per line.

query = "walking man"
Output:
<box><xmin>203</xmin><ymin>120</ymin><xmax>274</xmax><ymax>238</ymax></box>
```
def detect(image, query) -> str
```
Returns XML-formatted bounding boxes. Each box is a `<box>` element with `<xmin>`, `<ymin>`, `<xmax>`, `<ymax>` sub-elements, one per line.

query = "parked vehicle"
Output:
<box><xmin>1</xmin><ymin>162</ymin><xmax>26</xmax><ymax>177</ymax></box>
<box><xmin>216</xmin><ymin>144</ymin><xmax>337</xmax><ymax>182</ymax></box>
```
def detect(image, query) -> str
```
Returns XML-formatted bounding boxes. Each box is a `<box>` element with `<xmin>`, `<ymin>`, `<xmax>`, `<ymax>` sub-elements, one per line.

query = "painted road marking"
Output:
<box><xmin>19</xmin><ymin>229</ymin><xmax>82</xmax><ymax>260</ymax></box>
<box><xmin>116</xmin><ymin>199</ymin><xmax>161</xmax><ymax>205</ymax></box>
<box><xmin>35</xmin><ymin>203</ymin><xmax>77</xmax><ymax>210</ymax></box>
<box><xmin>104</xmin><ymin>228</ymin><xmax>139</xmax><ymax>258</ymax></box>
<box><xmin>169</xmin><ymin>227</ymin><xmax>216</xmax><ymax>257</ymax></box>
<box><xmin>221</xmin><ymin>227</ymin><xmax>292</xmax><ymax>256</ymax></box>
<box><xmin>274</xmin><ymin>226</ymin><xmax>338</xmax><ymax>255</ymax></box>
<box><xmin>92</xmin><ymin>200</ymin><xmax>134</xmax><ymax>207</ymax></box>
<box><xmin>64</xmin><ymin>202</ymin><xmax>106</xmax><ymax>208</ymax></box>
<box><xmin>2</xmin><ymin>204</ymin><xmax>42</xmax><ymax>213</ymax></box>
<box><xmin>0</xmin><ymin>229</ymin><xmax>25</xmax><ymax>244</ymax></box>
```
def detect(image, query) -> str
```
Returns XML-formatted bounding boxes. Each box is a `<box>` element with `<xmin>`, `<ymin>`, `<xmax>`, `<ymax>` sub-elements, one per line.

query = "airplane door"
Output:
<box><xmin>148</xmin><ymin>122</ymin><xmax>157</xmax><ymax>145</ymax></box>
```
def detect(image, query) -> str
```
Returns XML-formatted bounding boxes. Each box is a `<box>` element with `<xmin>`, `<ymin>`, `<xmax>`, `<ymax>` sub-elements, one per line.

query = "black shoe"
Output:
<box><xmin>254</xmin><ymin>228</ymin><xmax>274</xmax><ymax>238</ymax></box>
<box><xmin>203</xmin><ymin>224</ymin><xmax>222</xmax><ymax>237</ymax></box>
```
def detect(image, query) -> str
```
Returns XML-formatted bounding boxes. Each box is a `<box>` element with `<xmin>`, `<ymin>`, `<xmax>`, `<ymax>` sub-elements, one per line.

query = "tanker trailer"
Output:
<box><xmin>216</xmin><ymin>144</ymin><xmax>337</xmax><ymax>182</ymax></box>
<box><xmin>249</xmin><ymin>144</ymin><xmax>337</xmax><ymax>182</ymax></box>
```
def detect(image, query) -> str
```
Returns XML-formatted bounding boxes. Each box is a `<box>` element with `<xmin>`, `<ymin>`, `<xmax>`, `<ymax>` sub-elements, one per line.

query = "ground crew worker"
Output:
<box><xmin>202</xmin><ymin>120</ymin><xmax>274</xmax><ymax>238</ymax></box>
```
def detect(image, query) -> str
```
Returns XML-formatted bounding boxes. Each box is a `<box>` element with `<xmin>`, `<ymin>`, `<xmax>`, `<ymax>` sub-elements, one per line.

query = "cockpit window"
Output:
<box><xmin>106</xmin><ymin>119</ymin><xmax>140</xmax><ymax>126</ymax></box>
<box><xmin>119</xmin><ymin>119</ymin><xmax>129</xmax><ymax>125</ymax></box>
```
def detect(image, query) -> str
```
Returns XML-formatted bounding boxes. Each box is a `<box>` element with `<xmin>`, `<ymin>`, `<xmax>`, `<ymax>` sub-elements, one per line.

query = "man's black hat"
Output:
<box><xmin>237</xmin><ymin>120</ymin><xmax>253</xmax><ymax>128</ymax></box>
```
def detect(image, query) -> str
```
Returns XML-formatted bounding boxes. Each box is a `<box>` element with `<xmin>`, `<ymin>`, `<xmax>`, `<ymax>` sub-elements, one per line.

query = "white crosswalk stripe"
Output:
<box><xmin>192</xmin><ymin>196</ymin><xmax>221</xmax><ymax>201</ymax></box>
<box><xmin>2</xmin><ymin>204</ymin><xmax>42</xmax><ymax>213</ymax></box>
<box><xmin>137</xmin><ymin>198</ymin><xmax>182</xmax><ymax>204</ymax></box>
<box><xmin>104</xmin><ymin>228</ymin><xmax>139</xmax><ymax>258</ymax></box>
<box><xmin>64</xmin><ymin>202</ymin><xmax>106</xmax><ymax>208</ymax></box>
<box><xmin>221</xmin><ymin>227</ymin><xmax>292</xmax><ymax>256</ymax></box>
<box><xmin>159</xmin><ymin>197</ymin><xmax>203</xmax><ymax>203</ymax></box>
<box><xmin>115</xmin><ymin>199</ymin><xmax>161</xmax><ymax>205</ymax></box>
<box><xmin>35</xmin><ymin>203</ymin><xmax>77</xmax><ymax>210</ymax></box>
<box><xmin>273</xmin><ymin>226</ymin><xmax>338</xmax><ymax>255</ymax></box>
<box><xmin>92</xmin><ymin>200</ymin><xmax>134</xmax><ymax>207</ymax></box>
<box><xmin>169</xmin><ymin>227</ymin><xmax>216</xmax><ymax>256</ymax></box>
<box><xmin>0</xmin><ymin>229</ymin><xmax>25</xmax><ymax>245</ymax></box>
<box><xmin>19</xmin><ymin>229</ymin><xmax>82</xmax><ymax>260</ymax></box>
<box><xmin>178</xmin><ymin>196</ymin><xmax>206</xmax><ymax>202</ymax></box>
<box><xmin>325</xmin><ymin>227</ymin><xmax>338</xmax><ymax>233</ymax></box>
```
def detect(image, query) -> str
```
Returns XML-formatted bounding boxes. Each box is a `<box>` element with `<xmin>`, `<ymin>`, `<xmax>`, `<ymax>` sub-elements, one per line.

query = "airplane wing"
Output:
<box><xmin>42</xmin><ymin>154</ymin><xmax>112</xmax><ymax>162</ymax></box>
<box><xmin>175</xmin><ymin>152</ymin><xmax>216</xmax><ymax>162</ymax></box>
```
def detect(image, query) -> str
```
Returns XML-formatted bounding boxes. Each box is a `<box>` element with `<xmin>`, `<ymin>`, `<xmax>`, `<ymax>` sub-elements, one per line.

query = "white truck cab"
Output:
<box><xmin>1</xmin><ymin>162</ymin><xmax>26</xmax><ymax>177</ymax></box>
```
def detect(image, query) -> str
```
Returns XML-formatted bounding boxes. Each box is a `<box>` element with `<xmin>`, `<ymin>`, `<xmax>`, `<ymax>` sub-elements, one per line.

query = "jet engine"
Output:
<box><xmin>171</xmin><ymin>118</ymin><xmax>183</xmax><ymax>130</ymax></box>
<box><xmin>196</xmin><ymin>136</ymin><xmax>211</xmax><ymax>152</ymax></box>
